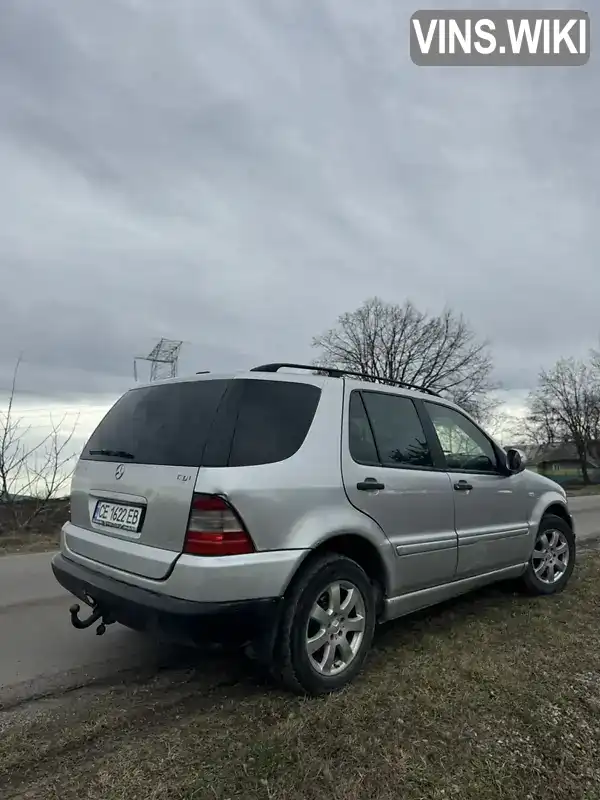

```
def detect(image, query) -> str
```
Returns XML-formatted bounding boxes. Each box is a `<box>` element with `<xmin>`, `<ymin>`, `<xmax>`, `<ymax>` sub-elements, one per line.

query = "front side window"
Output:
<box><xmin>424</xmin><ymin>402</ymin><xmax>498</xmax><ymax>473</ymax></box>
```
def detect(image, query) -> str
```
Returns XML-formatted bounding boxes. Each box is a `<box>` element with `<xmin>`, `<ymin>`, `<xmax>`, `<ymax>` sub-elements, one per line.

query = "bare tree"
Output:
<box><xmin>0</xmin><ymin>358</ymin><xmax>78</xmax><ymax>531</ymax></box>
<box><xmin>510</xmin><ymin>414</ymin><xmax>549</xmax><ymax>449</ymax></box>
<box><xmin>312</xmin><ymin>297</ymin><xmax>497</xmax><ymax>419</ymax></box>
<box><xmin>527</xmin><ymin>357</ymin><xmax>600</xmax><ymax>484</ymax></box>
<box><xmin>484</xmin><ymin>410</ymin><xmax>523</xmax><ymax>445</ymax></box>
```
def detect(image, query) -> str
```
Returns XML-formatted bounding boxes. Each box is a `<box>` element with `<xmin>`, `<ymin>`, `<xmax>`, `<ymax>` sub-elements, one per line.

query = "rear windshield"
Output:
<box><xmin>82</xmin><ymin>379</ymin><xmax>231</xmax><ymax>467</ymax></box>
<box><xmin>81</xmin><ymin>378</ymin><xmax>321</xmax><ymax>468</ymax></box>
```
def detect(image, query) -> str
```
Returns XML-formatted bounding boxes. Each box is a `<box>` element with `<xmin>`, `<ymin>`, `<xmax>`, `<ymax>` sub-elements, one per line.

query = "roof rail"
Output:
<box><xmin>249</xmin><ymin>362</ymin><xmax>441</xmax><ymax>397</ymax></box>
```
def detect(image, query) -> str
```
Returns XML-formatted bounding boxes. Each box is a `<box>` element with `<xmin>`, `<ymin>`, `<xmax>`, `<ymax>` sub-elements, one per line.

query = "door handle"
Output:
<box><xmin>357</xmin><ymin>478</ymin><xmax>385</xmax><ymax>492</ymax></box>
<box><xmin>454</xmin><ymin>480</ymin><xmax>473</xmax><ymax>491</ymax></box>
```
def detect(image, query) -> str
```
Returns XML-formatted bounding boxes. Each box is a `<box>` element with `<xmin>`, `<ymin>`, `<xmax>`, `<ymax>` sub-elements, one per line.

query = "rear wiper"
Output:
<box><xmin>89</xmin><ymin>449</ymin><xmax>135</xmax><ymax>459</ymax></box>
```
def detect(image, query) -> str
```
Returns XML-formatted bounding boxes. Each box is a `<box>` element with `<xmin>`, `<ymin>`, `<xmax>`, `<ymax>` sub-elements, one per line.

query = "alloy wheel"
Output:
<box><xmin>531</xmin><ymin>528</ymin><xmax>570</xmax><ymax>584</ymax></box>
<box><xmin>305</xmin><ymin>580</ymin><xmax>367</xmax><ymax>676</ymax></box>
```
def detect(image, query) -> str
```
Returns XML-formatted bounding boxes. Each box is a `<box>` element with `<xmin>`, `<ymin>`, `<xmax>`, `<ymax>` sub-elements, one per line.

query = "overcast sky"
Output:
<box><xmin>1</xmin><ymin>0</ymin><xmax>597</xmax><ymax>431</ymax></box>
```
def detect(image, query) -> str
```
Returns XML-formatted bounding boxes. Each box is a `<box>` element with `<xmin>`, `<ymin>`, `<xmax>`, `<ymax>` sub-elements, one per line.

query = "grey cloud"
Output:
<box><xmin>0</xmin><ymin>0</ymin><xmax>598</xmax><ymax>406</ymax></box>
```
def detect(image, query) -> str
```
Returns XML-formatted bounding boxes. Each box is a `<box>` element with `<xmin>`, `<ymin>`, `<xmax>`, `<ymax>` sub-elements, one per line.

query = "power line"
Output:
<box><xmin>2</xmin><ymin>405</ymin><xmax>109</xmax><ymax>414</ymax></box>
<box><xmin>1</xmin><ymin>405</ymin><xmax>110</xmax><ymax>414</ymax></box>
<box><xmin>2</xmin><ymin>408</ymin><xmax>109</xmax><ymax>426</ymax></box>
<box><xmin>9</xmin><ymin>425</ymin><xmax>90</xmax><ymax>431</ymax></box>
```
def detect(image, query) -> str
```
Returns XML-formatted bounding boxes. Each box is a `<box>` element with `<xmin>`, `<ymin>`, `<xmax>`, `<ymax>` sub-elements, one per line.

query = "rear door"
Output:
<box><xmin>68</xmin><ymin>378</ymin><xmax>232</xmax><ymax>578</ymax></box>
<box><xmin>342</xmin><ymin>384</ymin><xmax>458</xmax><ymax>596</ymax></box>
<box><xmin>421</xmin><ymin>400</ymin><xmax>532</xmax><ymax>578</ymax></box>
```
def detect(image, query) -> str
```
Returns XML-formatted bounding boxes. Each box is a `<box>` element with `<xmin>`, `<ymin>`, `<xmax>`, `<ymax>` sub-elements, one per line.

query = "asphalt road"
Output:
<box><xmin>2</xmin><ymin>495</ymin><xmax>600</xmax><ymax>706</ymax></box>
<box><xmin>0</xmin><ymin>552</ymin><xmax>178</xmax><ymax>708</ymax></box>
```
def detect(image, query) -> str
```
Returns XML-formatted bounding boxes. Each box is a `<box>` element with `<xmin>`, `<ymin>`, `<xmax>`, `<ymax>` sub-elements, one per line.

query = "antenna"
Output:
<box><xmin>134</xmin><ymin>338</ymin><xmax>184</xmax><ymax>382</ymax></box>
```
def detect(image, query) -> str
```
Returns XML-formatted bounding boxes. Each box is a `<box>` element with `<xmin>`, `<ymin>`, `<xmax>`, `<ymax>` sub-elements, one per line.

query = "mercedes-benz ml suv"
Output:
<box><xmin>51</xmin><ymin>362</ymin><xmax>575</xmax><ymax>695</ymax></box>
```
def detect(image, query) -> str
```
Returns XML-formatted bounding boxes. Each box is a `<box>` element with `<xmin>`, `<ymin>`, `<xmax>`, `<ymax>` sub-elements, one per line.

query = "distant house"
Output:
<box><xmin>520</xmin><ymin>441</ymin><xmax>600</xmax><ymax>484</ymax></box>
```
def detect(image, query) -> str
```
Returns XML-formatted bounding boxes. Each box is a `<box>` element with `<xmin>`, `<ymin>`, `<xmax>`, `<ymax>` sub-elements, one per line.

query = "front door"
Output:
<box><xmin>342</xmin><ymin>385</ymin><xmax>458</xmax><ymax>597</ymax></box>
<box><xmin>422</xmin><ymin>401</ymin><xmax>532</xmax><ymax>579</ymax></box>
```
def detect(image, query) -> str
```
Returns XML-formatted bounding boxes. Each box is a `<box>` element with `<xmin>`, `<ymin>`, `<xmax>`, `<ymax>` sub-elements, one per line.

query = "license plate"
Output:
<box><xmin>93</xmin><ymin>501</ymin><xmax>143</xmax><ymax>533</ymax></box>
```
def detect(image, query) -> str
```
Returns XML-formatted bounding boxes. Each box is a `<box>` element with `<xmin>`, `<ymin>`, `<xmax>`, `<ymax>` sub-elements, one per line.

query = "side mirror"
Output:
<box><xmin>505</xmin><ymin>447</ymin><xmax>526</xmax><ymax>474</ymax></box>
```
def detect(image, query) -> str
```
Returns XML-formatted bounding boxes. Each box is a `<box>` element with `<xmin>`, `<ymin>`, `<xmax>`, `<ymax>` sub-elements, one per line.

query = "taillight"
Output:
<box><xmin>184</xmin><ymin>494</ymin><xmax>255</xmax><ymax>556</ymax></box>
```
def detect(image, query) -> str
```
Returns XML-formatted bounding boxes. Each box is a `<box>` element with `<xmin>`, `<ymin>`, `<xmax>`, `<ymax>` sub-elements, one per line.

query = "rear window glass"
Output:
<box><xmin>81</xmin><ymin>377</ymin><xmax>321</xmax><ymax>469</ymax></box>
<box><xmin>228</xmin><ymin>380</ymin><xmax>321</xmax><ymax>467</ymax></box>
<box><xmin>82</xmin><ymin>379</ymin><xmax>231</xmax><ymax>467</ymax></box>
<box><xmin>348</xmin><ymin>392</ymin><xmax>379</xmax><ymax>465</ymax></box>
<box><xmin>361</xmin><ymin>390</ymin><xmax>433</xmax><ymax>469</ymax></box>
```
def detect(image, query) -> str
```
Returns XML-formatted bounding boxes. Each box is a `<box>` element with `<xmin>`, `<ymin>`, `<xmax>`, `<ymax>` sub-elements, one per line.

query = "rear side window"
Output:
<box><xmin>349</xmin><ymin>392</ymin><xmax>379</xmax><ymax>465</ymax></box>
<box><xmin>228</xmin><ymin>380</ymin><xmax>321</xmax><ymax>467</ymax></box>
<box><xmin>361</xmin><ymin>391</ymin><xmax>433</xmax><ymax>469</ymax></box>
<box><xmin>82</xmin><ymin>379</ymin><xmax>231</xmax><ymax>467</ymax></box>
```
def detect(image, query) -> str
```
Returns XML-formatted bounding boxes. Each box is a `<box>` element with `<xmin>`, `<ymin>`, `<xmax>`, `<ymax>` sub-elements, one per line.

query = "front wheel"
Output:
<box><xmin>519</xmin><ymin>514</ymin><xmax>576</xmax><ymax>595</ymax></box>
<box><xmin>270</xmin><ymin>553</ymin><xmax>376</xmax><ymax>695</ymax></box>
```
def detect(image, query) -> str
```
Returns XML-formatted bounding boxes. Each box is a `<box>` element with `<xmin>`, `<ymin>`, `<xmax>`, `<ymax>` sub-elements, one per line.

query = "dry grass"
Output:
<box><xmin>0</xmin><ymin>498</ymin><xmax>67</xmax><ymax>555</ymax></box>
<box><xmin>568</xmin><ymin>484</ymin><xmax>600</xmax><ymax>497</ymax></box>
<box><xmin>0</xmin><ymin>529</ymin><xmax>60</xmax><ymax>555</ymax></box>
<box><xmin>3</xmin><ymin>555</ymin><xmax>600</xmax><ymax>800</ymax></box>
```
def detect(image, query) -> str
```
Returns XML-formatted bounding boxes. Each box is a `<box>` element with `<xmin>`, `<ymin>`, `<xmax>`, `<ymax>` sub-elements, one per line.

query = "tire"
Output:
<box><xmin>519</xmin><ymin>514</ymin><xmax>576</xmax><ymax>596</ymax></box>
<box><xmin>270</xmin><ymin>552</ymin><xmax>376</xmax><ymax>695</ymax></box>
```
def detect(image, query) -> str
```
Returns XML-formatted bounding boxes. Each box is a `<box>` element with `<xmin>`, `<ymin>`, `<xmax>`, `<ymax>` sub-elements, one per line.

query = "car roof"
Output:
<box><xmin>129</xmin><ymin>367</ymin><xmax>460</xmax><ymax>411</ymax></box>
<box><xmin>128</xmin><ymin>369</ymin><xmax>326</xmax><ymax>391</ymax></box>
<box><xmin>341</xmin><ymin>375</ymin><xmax>455</xmax><ymax>405</ymax></box>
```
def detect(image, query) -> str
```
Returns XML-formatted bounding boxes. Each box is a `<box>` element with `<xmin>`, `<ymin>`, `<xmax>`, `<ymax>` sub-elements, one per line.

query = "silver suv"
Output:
<box><xmin>52</xmin><ymin>362</ymin><xmax>575</xmax><ymax>695</ymax></box>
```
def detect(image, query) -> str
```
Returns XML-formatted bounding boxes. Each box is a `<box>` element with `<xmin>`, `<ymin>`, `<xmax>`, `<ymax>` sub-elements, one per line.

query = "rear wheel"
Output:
<box><xmin>519</xmin><ymin>514</ymin><xmax>575</xmax><ymax>595</ymax></box>
<box><xmin>270</xmin><ymin>553</ymin><xmax>376</xmax><ymax>695</ymax></box>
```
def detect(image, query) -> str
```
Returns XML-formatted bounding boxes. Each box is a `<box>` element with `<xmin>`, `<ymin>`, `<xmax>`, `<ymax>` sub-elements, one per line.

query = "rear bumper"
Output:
<box><xmin>51</xmin><ymin>553</ymin><xmax>282</xmax><ymax>646</ymax></box>
<box><xmin>61</xmin><ymin>521</ymin><xmax>306</xmax><ymax>603</ymax></box>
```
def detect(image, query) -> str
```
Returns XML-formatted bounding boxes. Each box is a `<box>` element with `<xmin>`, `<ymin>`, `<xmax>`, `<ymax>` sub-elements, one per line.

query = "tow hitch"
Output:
<box><xmin>69</xmin><ymin>601</ymin><xmax>115</xmax><ymax>636</ymax></box>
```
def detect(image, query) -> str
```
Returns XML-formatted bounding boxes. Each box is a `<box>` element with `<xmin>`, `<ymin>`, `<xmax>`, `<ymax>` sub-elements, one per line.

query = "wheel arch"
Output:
<box><xmin>283</xmin><ymin>533</ymin><xmax>391</xmax><ymax>617</ymax></box>
<box><xmin>530</xmin><ymin>490</ymin><xmax>573</xmax><ymax>538</ymax></box>
<box><xmin>541</xmin><ymin>502</ymin><xmax>574</xmax><ymax>532</ymax></box>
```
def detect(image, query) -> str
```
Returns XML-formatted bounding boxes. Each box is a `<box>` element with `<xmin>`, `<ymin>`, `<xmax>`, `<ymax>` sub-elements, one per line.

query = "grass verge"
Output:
<box><xmin>568</xmin><ymin>484</ymin><xmax>600</xmax><ymax>497</ymax></box>
<box><xmin>3</xmin><ymin>555</ymin><xmax>600</xmax><ymax>800</ymax></box>
<box><xmin>0</xmin><ymin>529</ymin><xmax>60</xmax><ymax>556</ymax></box>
